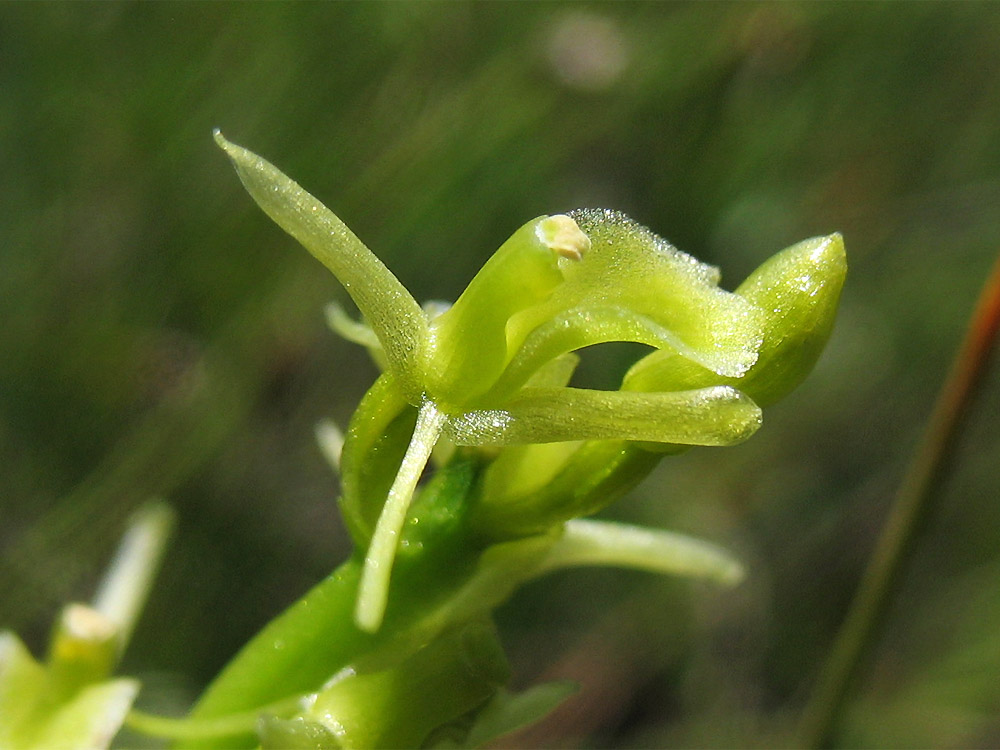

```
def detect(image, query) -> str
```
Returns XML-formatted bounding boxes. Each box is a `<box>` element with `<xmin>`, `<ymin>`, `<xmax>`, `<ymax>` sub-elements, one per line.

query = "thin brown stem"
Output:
<box><xmin>798</xmin><ymin>251</ymin><xmax>1000</xmax><ymax>749</ymax></box>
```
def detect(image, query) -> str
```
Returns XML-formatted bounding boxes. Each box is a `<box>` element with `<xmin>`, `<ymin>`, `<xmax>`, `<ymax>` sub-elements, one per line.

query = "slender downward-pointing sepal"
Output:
<box><xmin>539</xmin><ymin>519</ymin><xmax>745</xmax><ymax>586</ymax></box>
<box><xmin>355</xmin><ymin>401</ymin><xmax>446</xmax><ymax>633</ymax></box>
<box><xmin>214</xmin><ymin>131</ymin><xmax>428</xmax><ymax>398</ymax></box>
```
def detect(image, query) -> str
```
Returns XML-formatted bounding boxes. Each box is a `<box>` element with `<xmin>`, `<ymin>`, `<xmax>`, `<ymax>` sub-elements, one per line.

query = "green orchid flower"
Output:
<box><xmin>214</xmin><ymin>132</ymin><xmax>840</xmax><ymax>635</ymax></box>
<box><xmin>0</xmin><ymin>503</ymin><xmax>173</xmax><ymax>750</ymax></box>
<box><xmin>154</xmin><ymin>134</ymin><xmax>847</xmax><ymax>749</ymax></box>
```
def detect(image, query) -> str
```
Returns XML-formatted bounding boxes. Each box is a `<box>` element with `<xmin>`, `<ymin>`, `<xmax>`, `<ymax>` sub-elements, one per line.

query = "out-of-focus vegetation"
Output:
<box><xmin>1</xmin><ymin>4</ymin><xmax>998</xmax><ymax>747</ymax></box>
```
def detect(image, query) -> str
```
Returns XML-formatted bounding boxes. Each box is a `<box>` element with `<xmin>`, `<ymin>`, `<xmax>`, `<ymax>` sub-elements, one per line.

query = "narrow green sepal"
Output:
<box><xmin>355</xmin><ymin>401</ymin><xmax>446</xmax><ymax>633</ymax></box>
<box><xmin>538</xmin><ymin>519</ymin><xmax>745</xmax><ymax>585</ymax></box>
<box><xmin>214</xmin><ymin>131</ymin><xmax>428</xmax><ymax>398</ymax></box>
<box><xmin>446</xmin><ymin>385</ymin><xmax>762</xmax><ymax>447</ymax></box>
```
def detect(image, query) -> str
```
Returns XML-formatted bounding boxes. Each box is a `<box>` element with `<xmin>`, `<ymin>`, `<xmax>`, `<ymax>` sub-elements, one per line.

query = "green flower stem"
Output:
<box><xmin>182</xmin><ymin>457</ymin><xmax>492</xmax><ymax>748</ymax></box>
<box><xmin>798</xmin><ymin>251</ymin><xmax>1000</xmax><ymax>748</ymax></box>
<box><xmin>538</xmin><ymin>519</ymin><xmax>745</xmax><ymax>586</ymax></box>
<box><xmin>356</xmin><ymin>400</ymin><xmax>446</xmax><ymax>633</ymax></box>
<box><xmin>127</xmin><ymin>697</ymin><xmax>305</xmax><ymax>741</ymax></box>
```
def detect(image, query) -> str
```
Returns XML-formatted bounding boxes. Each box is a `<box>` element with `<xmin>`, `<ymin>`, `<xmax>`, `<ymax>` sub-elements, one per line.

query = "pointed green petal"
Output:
<box><xmin>426</xmin><ymin>216</ymin><xmax>571</xmax><ymax>407</ymax></box>
<box><xmin>731</xmin><ymin>232</ymin><xmax>846</xmax><ymax>405</ymax></box>
<box><xmin>446</xmin><ymin>385</ymin><xmax>761</xmax><ymax>447</ymax></box>
<box><xmin>214</xmin><ymin>131</ymin><xmax>427</xmax><ymax>397</ymax></box>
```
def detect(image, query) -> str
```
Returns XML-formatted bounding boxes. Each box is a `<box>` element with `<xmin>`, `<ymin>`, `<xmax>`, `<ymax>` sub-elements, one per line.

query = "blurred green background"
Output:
<box><xmin>2</xmin><ymin>3</ymin><xmax>999</xmax><ymax>747</ymax></box>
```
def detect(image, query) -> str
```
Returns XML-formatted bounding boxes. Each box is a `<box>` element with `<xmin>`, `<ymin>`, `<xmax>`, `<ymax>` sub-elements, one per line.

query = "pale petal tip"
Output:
<box><xmin>212</xmin><ymin>129</ymin><xmax>239</xmax><ymax>158</ymax></box>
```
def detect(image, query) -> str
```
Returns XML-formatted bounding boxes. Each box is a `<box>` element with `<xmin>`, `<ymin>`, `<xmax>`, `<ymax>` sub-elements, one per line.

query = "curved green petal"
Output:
<box><xmin>214</xmin><ymin>132</ymin><xmax>428</xmax><ymax>398</ymax></box>
<box><xmin>339</xmin><ymin>374</ymin><xmax>415</xmax><ymax>545</ymax></box>
<box><xmin>517</xmin><ymin>209</ymin><xmax>765</xmax><ymax>379</ymax></box>
<box><xmin>445</xmin><ymin>385</ymin><xmax>762</xmax><ymax>447</ymax></box>
<box><xmin>485</xmin><ymin>306</ymin><xmax>678</xmax><ymax>403</ymax></box>
<box><xmin>624</xmin><ymin>233</ymin><xmax>847</xmax><ymax>406</ymax></box>
<box><xmin>426</xmin><ymin>216</ymin><xmax>580</xmax><ymax>408</ymax></box>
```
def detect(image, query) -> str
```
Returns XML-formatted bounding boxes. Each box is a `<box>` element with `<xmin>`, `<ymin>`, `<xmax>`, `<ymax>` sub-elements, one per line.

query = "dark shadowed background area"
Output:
<box><xmin>2</xmin><ymin>3</ymin><xmax>999</xmax><ymax>747</ymax></box>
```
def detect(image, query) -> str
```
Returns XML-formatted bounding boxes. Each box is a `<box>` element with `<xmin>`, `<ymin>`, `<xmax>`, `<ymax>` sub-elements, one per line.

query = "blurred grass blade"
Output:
<box><xmin>92</xmin><ymin>501</ymin><xmax>175</xmax><ymax>661</ymax></box>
